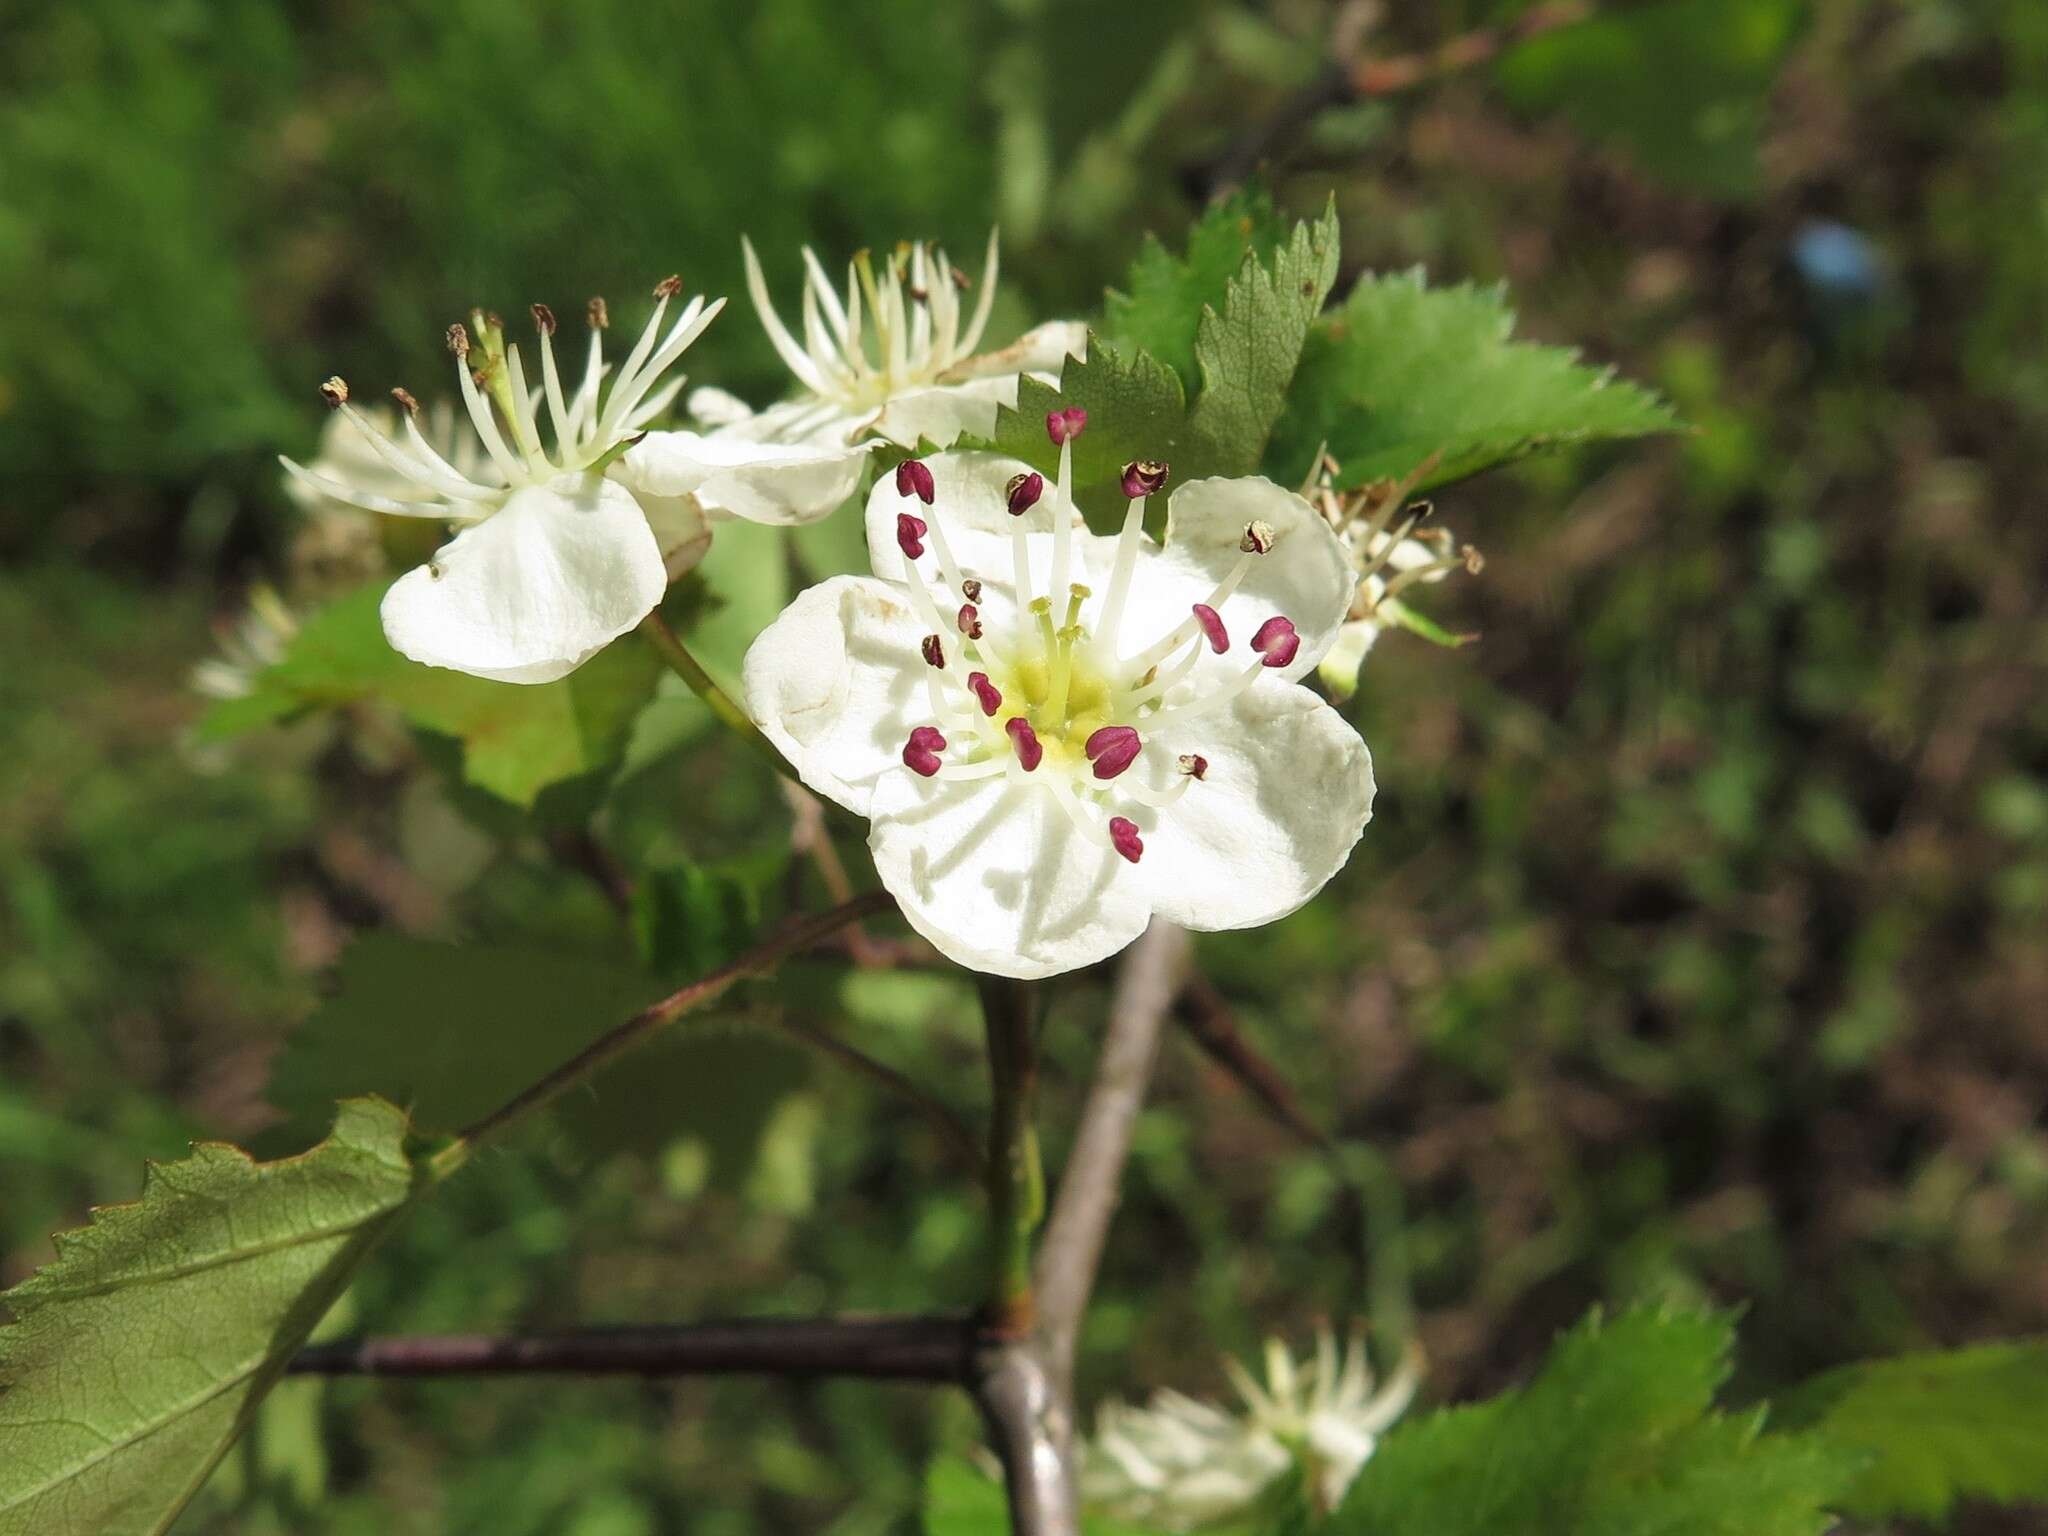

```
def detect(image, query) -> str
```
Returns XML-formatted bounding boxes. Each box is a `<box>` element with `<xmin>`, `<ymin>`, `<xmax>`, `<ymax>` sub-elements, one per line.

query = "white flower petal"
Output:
<box><xmin>1133</xmin><ymin>476</ymin><xmax>1357</xmax><ymax>681</ymax></box>
<box><xmin>949</xmin><ymin>319</ymin><xmax>1089</xmax><ymax>380</ymax></box>
<box><xmin>741</xmin><ymin>574</ymin><xmax>929</xmax><ymax>815</ymax></box>
<box><xmin>379</xmin><ymin>474</ymin><xmax>665</xmax><ymax>685</ymax></box>
<box><xmin>631</xmin><ymin>489</ymin><xmax>714</xmax><ymax>579</ymax></box>
<box><xmin>685</xmin><ymin>385</ymin><xmax>757</xmax><ymax>428</ymax></box>
<box><xmin>864</xmin><ymin>449</ymin><xmax>1087</xmax><ymax>584</ymax></box>
<box><xmin>867</xmin><ymin>769</ymin><xmax>1153</xmax><ymax>979</ymax></box>
<box><xmin>865</xmin><ymin>375</ymin><xmax>1017</xmax><ymax>449</ymax></box>
<box><xmin>1317</xmin><ymin>617</ymin><xmax>1380</xmax><ymax>698</ymax></box>
<box><xmin>1129</xmin><ymin>675</ymin><xmax>1374</xmax><ymax>932</ymax></box>
<box><xmin>619</xmin><ymin>429</ymin><xmax>872</xmax><ymax>525</ymax></box>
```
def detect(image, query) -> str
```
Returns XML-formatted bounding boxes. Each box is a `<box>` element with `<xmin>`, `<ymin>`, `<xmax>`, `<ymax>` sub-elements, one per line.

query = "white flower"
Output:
<box><xmin>1307</xmin><ymin>455</ymin><xmax>1482</xmax><ymax>698</ymax></box>
<box><xmin>741</xmin><ymin>420</ymin><xmax>1376</xmax><ymax>979</ymax></box>
<box><xmin>1083</xmin><ymin>1328</ymin><xmax>1422</xmax><ymax>1531</ymax></box>
<box><xmin>283</xmin><ymin>281</ymin><xmax>865</xmax><ymax>686</ymax></box>
<box><xmin>191</xmin><ymin>585</ymin><xmax>298</xmax><ymax>701</ymax></box>
<box><xmin>684</xmin><ymin>233</ymin><xmax>1085</xmax><ymax>455</ymax></box>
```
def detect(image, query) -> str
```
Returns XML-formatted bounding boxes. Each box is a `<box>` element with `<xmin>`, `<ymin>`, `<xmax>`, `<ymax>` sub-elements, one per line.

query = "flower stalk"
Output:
<box><xmin>637</xmin><ymin>608</ymin><xmax>785</xmax><ymax>771</ymax></box>
<box><xmin>979</xmin><ymin>977</ymin><xmax>1045</xmax><ymax>1337</ymax></box>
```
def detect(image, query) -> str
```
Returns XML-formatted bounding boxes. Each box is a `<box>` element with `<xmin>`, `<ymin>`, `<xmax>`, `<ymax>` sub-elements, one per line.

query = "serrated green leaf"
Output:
<box><xmin>1103</xmin><ymin>186</ymin><xmax>1292</xmax><ymax>389</ymax></box>
<box><xmin>198</xmin><ymin>582</ymin><xmax>661</xmax><ymax>809</ymax></box>
<box><xmin>1496</xmin><ymin>0</ymin><xmax>1807</xmax><ymax>200</ymax></box>
<box><xmin>1185</xmin><ymin>199</ymin><xmax>1341</xmax><ymax>475</ymax></box>
<box><xmin>1771</xmin><ymin>1340</ymin><xmax>2048</xmax><ymax>1522</ymax></box>
<box><xmin>0</xmin><ymin>1099</ymin><xmax>420</xmax><ymax>1536</ymax></box>
<box><xmin>1332</xmin><ymin>1309</ymin><xmax>1855</xmax><ymax>1536</ymax></box>
<box><xmin>267</xmin><ymin>937</ymin><xmax>803</xmax><ymax>1170</ymax></box>
<box><xmin>1268</xmin><ymin>269</ymin><xmax>1680</xmax><ymax>492</ymax></box>
<box><xmin>982</xmin><ymin>338</ymin><xmax>1198</xmax><ymax>507</ymax></box>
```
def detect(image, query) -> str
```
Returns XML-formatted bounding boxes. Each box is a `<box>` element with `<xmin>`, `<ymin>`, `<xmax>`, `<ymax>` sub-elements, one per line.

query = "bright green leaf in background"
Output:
<box><xmin>1267</xmin><ymin>270</ymin><xmax>1680</xmax><ymax>493</ymax></box>
<box><xmin>1772</xmin><ymin>1339</ymin><xmax>2048</xmax><ymax>1523</ymax></box>
<box><xmin>198</xmin><ymin>583</ymin><xmax>661</xmax><ymax>810</ymax></box>
<box><xmin>1103</xmin><ymin>188</ymin><xmax>1293</xmax><ymax>389</ymax></box>
<box><xmin>0</xmin><ymin>1099</ymin><xmax>420</xmax><ymax>1536</ymax></box>
<box><xmin>1495</xmin><ymin>0</ymin><xmax>1810</xmax><ymax>199</ymax></box>
<box><xmin>1331</xmin><ymin>1309</ymin><xmax>1854</xmax><ymax>1536</ymax></box>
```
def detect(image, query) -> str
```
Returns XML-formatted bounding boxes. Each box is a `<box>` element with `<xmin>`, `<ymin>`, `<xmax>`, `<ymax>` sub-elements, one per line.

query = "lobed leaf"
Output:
<box><xmin>1772</xmin><ymin>1339</ymin><xmax>2048</xmax><ymax>1522</ymax></box>
<box><xmin>1267</xmin><ymin>269</ymin><xmax>1680</xmax><ymax>492</ymax></box>
<box><xmin>0</xmin><ymin>1099</ymin><xmax>421</xmax><ymax>1536</ymax></box>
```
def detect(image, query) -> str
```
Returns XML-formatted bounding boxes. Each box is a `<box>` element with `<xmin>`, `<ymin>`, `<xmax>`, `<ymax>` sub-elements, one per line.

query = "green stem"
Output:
<box><xmin>978</xmin><ymin>977</ymin><xmax>1044</xmax><ymax>1336</ymax></box>
<box><xmin>428</xmin><ymin>892</ymin><xmax>893</xmax><ymax>1181</ymax></box>
<box><xmin>637</xmin><ymin>609</ymin><xmax>783</xmax><ymax>768</ymax></box>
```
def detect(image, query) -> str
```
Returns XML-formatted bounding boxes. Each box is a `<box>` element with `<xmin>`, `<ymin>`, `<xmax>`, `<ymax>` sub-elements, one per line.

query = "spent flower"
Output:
<box><xmin>743</xmin><ymin>418</ymin><xmax>1375</xmax><ymax>978</ymax></box>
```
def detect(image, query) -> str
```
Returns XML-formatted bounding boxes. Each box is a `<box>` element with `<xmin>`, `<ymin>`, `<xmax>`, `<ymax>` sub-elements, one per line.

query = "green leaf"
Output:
<box><xmin>1333</xmin><ymin>1309</ymin><xmax>1855</xmax><ymax>1536</ymax></box>
<box><xmin>1184</xmin><ymin>199</ymin><xmax>1341</xmax><ymax>476</ymax></box>
<box><xmin>983</xmin><ymin>339</ymin><xmax>1199</xmax><ymax>508</ymax></box>
<box><xmin>1772</xmin><ymin>1340</ymin><xmax>2048</xmax><ymax>1522</ymax></box>
<box><xmin>1267</xmin><ymin>269</ymin><xmax>1680</xmax><ymax>492</ymax></box>
<box><xmin>267</xmin><ymin>937</ymin><xmax>803</xmax><ymax>1171</ymax></box>
<box><xmin>0</xmin><ymin>1099</ymin><xmax>421</xmax><ymax>1536</ymax></box>
<box><xmin>1103</xmin><ymin>186</ymin><xmax>1292</xmax><ymax>390</ymax></box>
<box><xmin>1495</xmin><ymin>0</ymin><xmax>1807</xmax><ymax>199</ymax></box>
<box><xmin>199</xmin><ymin>583</ymin><xmax>661</xmax><ymax>809</ymax></box>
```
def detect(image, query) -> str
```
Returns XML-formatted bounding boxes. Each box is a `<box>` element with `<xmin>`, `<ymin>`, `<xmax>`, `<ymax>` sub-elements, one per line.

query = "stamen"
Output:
<box><xmin>922</xmin><ymin>634</ymin><xmax>946</xmax><ymax>669</ymax></box>
<box><xmin>1123</xmin><ymin>549</ymin><xmax>1258</xmax><ymax>674</ymax></box>
<box><xmin>957</xmin><ymin>603</ymin><xmax>982</xmax><ymax>639</ymax></box>
<box><xmin>1006</xmin><ymin>717</ymin><xmax>1043</xmax><ymax>771</ymax></box>
<box><xmin>902</xmin><ymin>725</ymin><xmax>947</xmax><ymax>777</ymax></box>
<box><xmin>1048</xmin><ymin>435</ymin><xmax>1076</xmax><ymax>603</ymax></box>
<box><xmin>1096</xmin><ymin>493</ymin><xmax>1149</xmax><ymax>653</ymax></box>
<box><xmin>962</xmin><ymin>578</ymin><xmax>983</xmax><ymax>602</ymax></box>
<box><xmin>1252</xmin><ymin>616</ymin><xmax>1300</xmax><ymax>668</ymax></box>
<box><xmin>1046</xmin><ymin>407</ymin><xmax>1088</xmax><ymax>446</ymax></box>
<box><xmin>1121</xmin><ymin>459</ymin><xmax>1169</xmax><ymax>499</ymax></box>
<box><xmin>896</xmin><ymin>458</ymin><xmax>936</xmax><ymax>504</ymax></box>
<box><xmin>1192</xmin><ymin>603</ymin><xmax>1230</xmax><ymax>653</ymax></box>
<box><xmin>587</xmin><ymin>297</ymin><xmax>609</xmax><ymax>329</ymax></box>
<box><xmin>1178</xmin><ymin>754</ymin><xmax>1208</xmax><ymax>780</ymax></box>
<box><xmin>1108</xmin><ymin>816</ymin><xmax>1144</xmax><ymax>864</ymax></box>
<box><xmin>318</xmin><ymin>376</ymin><xmax>349</xmax><ymax>407</ymax></box>
<box><xmin>968</xmin><ymin>672</ymin><xmax>1003</xmax><ymax>716</ymax></box>
<box><xmin>1006</xmin><ymin>472</ymin><xmax>1043</xmax><ymax>515</ymax></box>
<box><xmin>896</xmin><ymin>512</ymin><xmax>928</xmax><ymax>560</ymax></box>
<box><xmin>1084</xmin><ymin>726</ymin><xmax>1143</xmax><ymax>781</ymax></box>
<box><xmin>1240</xmin><ymin>521</ymin><xmax>1276</xmax><ymax>555</ymax></box>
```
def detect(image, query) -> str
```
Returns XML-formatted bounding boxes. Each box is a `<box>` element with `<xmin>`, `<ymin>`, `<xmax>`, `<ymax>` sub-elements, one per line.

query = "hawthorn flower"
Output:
<box><xmin>1308</xmin><ymin>454</ymin><xmax>1483</xmax><ymax>698</ymax></box>
<box><xmin>283</xmin><ymin>281</ymin><xmax>862</xmax><ymax>685</ymax></box>
<box><xmin>742</xmin><ymin>418</ymin><xmax>1375</xmax><ymax>979</ymax></box>
<box><xmin>190</xmin><ymin>585</ymin><xmax>297</xmax><ymax>702</ymax></box>
<box><xmin>1083</xmin><ymin>1328</ymin><xmax>1421</xmax><ymax>1531</ymax></box>
<box><xmin>683</xmin><ymin>233</ymin><xmax>1085</xmax><ymax>455</ymax></box>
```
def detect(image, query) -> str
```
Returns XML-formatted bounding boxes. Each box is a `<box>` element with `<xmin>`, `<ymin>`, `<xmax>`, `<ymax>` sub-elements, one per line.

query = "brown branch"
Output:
<box><xmin>1344</xmin><ymin>1</ymin><xmax>1591</xmax><ymax>96</ymax></box>
<box><xmin>1034</xmin><ymin>920</ymin><xmax>1191</xmax><ymax>1392</ymax></box>
<box><xmin>974</xmin><ymin>1340</ymin><xmax>1080</xmax><ymax>1536</ymax></box>
<box><xmin>289</xmin><ymin>1316</ymin><xmax>975</xmax><ymax>1382</ymax></box>
<box><xmin>1174</xmin><ymin>976</ymin><xmax>1333</xmax><ymax>1152</ymax></box>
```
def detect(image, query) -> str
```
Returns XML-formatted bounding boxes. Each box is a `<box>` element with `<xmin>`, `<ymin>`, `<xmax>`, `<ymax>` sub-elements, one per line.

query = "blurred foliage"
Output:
<box><xmin>4</xmin><ymin>0</ymin><xmax>2048</xmax><ymax>1532</ymax></box>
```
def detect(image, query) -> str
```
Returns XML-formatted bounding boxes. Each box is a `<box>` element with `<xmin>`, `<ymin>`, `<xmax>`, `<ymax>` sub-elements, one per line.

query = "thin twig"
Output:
<box><xmin>770</xmin><ymin>1012</ymin><xmax>981</xmax><ymax>1169</ymax></box>
<box><xmin>1033</xmin><ymin>921</ymin><xmax>1191</xmax><ymax>1390</ymax></box>
<box><xmin>1173</xmin><ymin>977</ymin><xmax>1333</xmax><ymax>1152</ymax></box>
<box><xmin>289</xmin><ymin>1316</ymin><xmax>975</xmax><ymax>1382</ymax></box>
<box><xmin>431</xmin><ymin>892</ymin><xmax>893</xmax><ymax>1177</ymax></box>
<box><xmin>545</xmin><ymin>825</ymin><xmax>635</xmax><ymax>916</ymax></box>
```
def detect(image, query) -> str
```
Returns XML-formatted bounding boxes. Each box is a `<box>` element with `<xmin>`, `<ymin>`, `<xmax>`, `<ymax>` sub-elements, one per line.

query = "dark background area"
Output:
<box><xmin>2</xmin><ymin>1</ymin><xmax>2044</xmax><ymax>1532</ymax></box>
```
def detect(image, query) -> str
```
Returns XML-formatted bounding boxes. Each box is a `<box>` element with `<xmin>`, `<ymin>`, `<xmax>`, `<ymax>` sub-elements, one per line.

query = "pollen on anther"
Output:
<box><xmin>1177</xmin><ymin>753</ymin><xmax>1209</xmax><ymax>780</ymax></box>
<box><xmin>1006</xmin><ymin>717</ymin><xmax>1044</xmax><ymax>771</ymax></box>
<box><xmin>921</xmin><ymin>634</ymin><xmax>946</xmax><ymax>669</ymax></box>
<box><xmin>1121</xmin><ymin>459</ymin><xmax>1169</xmax><ymax>498</ymax></box>
<box><xmin>1240</xmin><ymin>520</ymin><xmax>1276</xmax><ymax>555</ymax></box>
<box><xmin>587</xmin><ymin>296</ymin><xmax>610</xmax><ymax>330</ymax></box>
<box><xmin>531</xmin><ymin>302</ymin><xmax>557</xmax><ymax>335</ymax></box>
<box><xmin>446</xmin><ymin>324</ymin><xmax>471</xmax><ymax>358</ymax></box>
<box><xmin>896</xmin><ymin>512</ymin><xmax>929</xmax><ymax>560</ymax></box>
<box><xmin>957</xmin><ymin>603</ymin><xmax>982</xmax><ymax>639</ymax></box>
<box><xmin>653</xmin><ymin>274</ymin><xmax>684</xmax><ymax>299</ymax></box>
<box><xmin>968</xmin><ymin>672</ymin><xmax>1002</xmax><ymax>716</ymax></box>
<box><xmin>903</xmin><ymin>725</ymin><xmax>947</xmax><ymax>777</ymax></box>
<box><xmin>1192</xmin><ymin>603</ymin><xmax>1230</xmax><ymax>654</ymax></box>
<box><xmin>317</xmin><ymin>376</ymin><xmax>349</xmax><ymax>408</ymax></box>
<box><xmin>962</xmin><ymin>578</ymin><xmax>983</xmax><ymax>602</ymax></box>
<box><xmin>1006</xmin><ymin>472</ymin><xmax>1044</xmax><ymax>516</ymax></box>
<box><xmin>1251</xmin><ymin>615</ymin><xmax>1300</xmax><ymax>668</ymax></box>
<box><xmin>1109</xmin><ymin>816</ymin><xmax>1144</xmax><ymax>864</ymax></box>
<box><xmin>390</xmin><ymin>386</ymin><xmax>421</xmax><ymax>415</ymax></box>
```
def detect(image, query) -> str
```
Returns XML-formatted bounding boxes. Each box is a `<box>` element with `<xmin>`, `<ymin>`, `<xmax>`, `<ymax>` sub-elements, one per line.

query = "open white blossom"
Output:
<box><xmin>680</xmin><ymin>233</ymin><xmax>1085</xmax><ymax>458</ymax></box>
<box><xmin>1083</xmin><ymin>1328</ymin><xmax>1422</xmax><ymax>1531</ymax></box>
<box><xmin>742</xmin><ymin>418</ymin><xmax>1375</xmax><ymax>978</ymax></box>
<box><xmin>1308</xmin><ymin>455</ymin><xmax>1483</xmax><ymax>698</ymax></box>
<box><xmin>283</xmin><ymin>281</ymin><xmax>865</xmax><ymax>686</ymax></box>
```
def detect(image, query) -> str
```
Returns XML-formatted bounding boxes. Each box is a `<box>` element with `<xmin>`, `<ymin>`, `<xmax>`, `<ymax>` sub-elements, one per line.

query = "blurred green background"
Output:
<box><xmin>4</xmin><ymin>0</ymin><xmax>2046</xmax><ymax>1532</ymax></box>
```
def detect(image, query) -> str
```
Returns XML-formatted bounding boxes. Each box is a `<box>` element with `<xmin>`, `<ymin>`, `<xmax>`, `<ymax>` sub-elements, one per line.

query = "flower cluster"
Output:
<box><xmin>742</xmin><ymin>414</ymin><xmax>1376</xmax><ymax>977</ymax></box>
<box><xmin>1083</xmin><ymin>1327</ymin><xmax>1421</xmax><ymax>1531</ymax></box>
